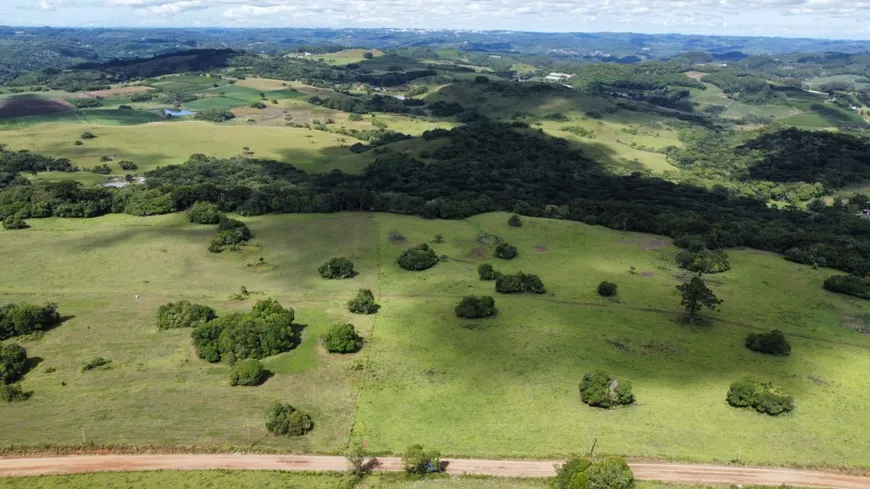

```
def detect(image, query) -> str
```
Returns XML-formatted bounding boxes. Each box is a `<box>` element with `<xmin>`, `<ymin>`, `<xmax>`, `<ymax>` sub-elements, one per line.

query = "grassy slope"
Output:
<box><xmin>320</xmin><ymin>49</ymin><xmax>385</xmax><ymax>65</ymax></box>
<box><xmin>1</xmin><ymin>213</ymin><xmax>870</xmax><ymax>466</ymax></box>
<box><xmin>1</xmin><ymin>121</ymin><xmax>368</xmax><ymax>180</ymax></box>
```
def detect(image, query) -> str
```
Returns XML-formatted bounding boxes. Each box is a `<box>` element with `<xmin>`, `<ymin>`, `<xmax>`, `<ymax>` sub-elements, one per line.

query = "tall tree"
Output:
<box><xmin>676</xmin><ymin>276</ymin><xmax>722</xmax><ymax>322</ymax></box>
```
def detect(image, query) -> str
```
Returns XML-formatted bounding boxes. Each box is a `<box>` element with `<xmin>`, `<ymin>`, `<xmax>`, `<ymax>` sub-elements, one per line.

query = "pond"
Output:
<box><xmin>163</xmin><ymin>109</ymin><xmax>193</xmax><ymax>117</ymax></box>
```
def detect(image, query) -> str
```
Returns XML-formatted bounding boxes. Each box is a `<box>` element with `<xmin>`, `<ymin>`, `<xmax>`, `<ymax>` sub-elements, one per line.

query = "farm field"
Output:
<box><xmin>1</xmin><ymin>213</ymin><xmax>870</xmax><ymax>466</ymax></box>
<box><xmin>1</xmin><ymin>121</ymin><xmax>369</xmax><ymax>180</ymax></box>
<box><xmin>320</xmin><ymin>48</ymin><xmax>385</xmax><ymax>65</ymax></box>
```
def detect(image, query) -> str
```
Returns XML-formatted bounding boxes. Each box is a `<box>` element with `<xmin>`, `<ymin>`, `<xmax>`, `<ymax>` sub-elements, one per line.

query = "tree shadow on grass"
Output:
<box><xmin>24</xmin><ymin>356</ymin><xmax>43</xmax><ymax>374</ymax></box>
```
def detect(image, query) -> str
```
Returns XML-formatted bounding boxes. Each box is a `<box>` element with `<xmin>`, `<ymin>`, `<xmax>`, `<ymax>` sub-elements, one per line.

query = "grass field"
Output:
<box><xmin>1</xmin><ymin>121</ymin><xmax>369</xmax><ymax>179</ymax></box>
<box><xmin>320</xmin><ymin>49</ymin><xmax>385</xmax><ymax>65</ymax></box>
<box><xmin>1</xmin><ymin>212</ymin><xmax>870</xmax><ymax>466</ymax></box>
<box><xmin>0</xmin><ymin>471</ymin><xmax>774</xmax><ymax>489</ymax></box>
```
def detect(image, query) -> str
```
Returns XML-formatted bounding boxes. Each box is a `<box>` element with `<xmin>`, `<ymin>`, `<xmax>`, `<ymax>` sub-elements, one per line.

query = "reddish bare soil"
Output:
<box><xmin>0</xmin><ymin>455</ymin><xmax>868</xmax><ymax>488</ymax></box>
<box><xmin>0</xmin><ymin>95</ymin><xmax>74</xmax><ymax>118</ymax></box>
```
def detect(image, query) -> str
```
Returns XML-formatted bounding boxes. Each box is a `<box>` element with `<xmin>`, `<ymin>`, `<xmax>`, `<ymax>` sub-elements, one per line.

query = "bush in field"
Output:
<box><xmin>250</xmin><ymin>101</ymin><xmax>267</xmax><ymax>109</ymax></box>
<box><xmin>508</xmin><ymin>214</ymin><xmax>522</xmax><ymax>227</ymax></box>
<box><xmin>322</xmin><ymin>323</ymin><xmax>363</xmax><ymax>353</ymax></box>
<box><xmin>402</xmin><ymin>444</ymin><xmax>441</xmax><ymax>474</ymax></box>
<box><xmin>675</xmin><ymin>248</ymin><xmax>731</xmax><ymax>274</ymax></box>
<box><xmin>597</xmin><ymin>281</ymin><xmax>618</xmax><ymax>297</ymax></box>
<box><xmin>823</xmin><ymin>274</ymin><xmax>870</xmax><ymax>299</ymax></box>
<box><xmin>579</xmin><ymin>370</ymin><xmax>635</xmax><ymax>408</ymax></box>
<box><xmin>208</xmin><ymin>216</ymin><xmax>252</xmax><ymax>253</ymax></box>
<box><xmin>455</xmin><ymin>296</ymin><xmax>497</xmax><ymax>319</ymax></box>
<box><xmin>82</xmin><ymin>357</ymin><xmax>111</xmax><ymax>372</ymax></box>
<box><xmin>318</xmin><ymin>257</ymin><xmax>356</xmax><ymax>279</ymax></box>
<box><xmin>187</xmin><ymin>201</ymin><xmax>222</xmax><ymax>225</ymax></box>
<box><xmin>265</xmin><ymin>401</ymin><xmax>314</xmax><ymax>436</ymax></box>
<box><xmin>584</xmin><ymin>457</ymin><xmax>635</xmax><ymax>489</ymax></box>
<box><xmin>80</xmin><ymin>131</ymin><xmax>96</xmax><ymax>139</ymax></box>
<box><xmin>195</xmin><ymin>109</ymin><xmax>236</xmax><ymax>123</ymax></box>
<box><xmin>3</xmin><ymin>215</ymin><xmax>28</xmax><ymax>230</ymax></box>
<box><xmin>0</xmin><ymin>383</ymin><xmax>31</xmax><ymax>402</ymax></box>
<box><xmin>0</xmin><ymin>302</ymin><xmax>60</xmax><ymax>340</ymax></box>
<box><xmin>118</xmin><ymin>160</ymin><xmax>138</xmax><ymax>171</ymax></box>
<box><xmin>727</xmin><ymin>376</ymin><xmax>794</xmax><ymax>416</ymax></box>
<box><xmin>397</xmin><ymin>244</ymin><xmax>439</xmax><ymax>271</ymax></box>
<box><xmin>348</xmin><ymin>289</ymin><xmax>380</xmax><ymax>314</ymax></box>
<box><xmin>552</xmin><ymin>457</ymin><xmax>593</xmax><ymax>489</ymax></box>
<box><xmin>495</xmin><ymin>272</ymin><xmax>546</xmax><ymax>294</ymax></box>
<box><xmin>0</xmin><ymin>344</ymin><xmax>27</xmax><ymax>385</ymax></box>
<box><xmin>494</xmin><ymin>242</ymin><xmax>518</xmax><ymax>260</ymax></box>
<box><xmin>477</xmin><ymin>263</ymin><xmax>500</xmax><ymax>280</ymax></box>
<box><xmin>229</xmin><ymin>359</ymin><xmax>268</xmax><ymax>386</ymax></box>
<box><xmin>156</xmin><ymin>300</ymin><xmax>216</xmax><ymax>330</ymax></box>
<box><xmin>745</xmin><ymin>330</ymin><xmax>791</xmax><ymax>356</ymax></box>
<box><xmin>192</xmin><ymin>299</ymin><xmax>298</xmax><ymax>363</ymax></box>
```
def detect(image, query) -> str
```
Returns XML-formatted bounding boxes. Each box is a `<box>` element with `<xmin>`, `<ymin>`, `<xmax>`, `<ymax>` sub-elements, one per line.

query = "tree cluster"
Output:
<box><xmin>552</xmin><ymin>456</ymin><xmax>635</xmax><ymax>489</ymax></box>
<box><xmin>265</xmin><ymin>401</ymin><xmax>314</xmax><ymax>436</ymax></box>
<box><xmin>322</xmin><ymin>323</ymin><xmax>363</xmax><ymax>353</ymax></box>
<box><xmin>494</xmin><ymin>243</ymin><xmax>518</xmax><ymax>260</ymax></box>
<box><xmin>455</xmin><ymin>296</ymin><xmax>497</xmax><ymax>319</ymax></box>
<box><xmin>675</xmin><ymin>248</ymin><xmax>731</xmax><ymax>274</ymax></box>
<box><xmin>823</xmin><ymin>274</ymin><xmax>870</xmax><ymax>299</ymax></box>
<box><xmin>348</xmin><ymin>289</ymin><xmax>380</xmax><ymax>314</ymax></box>
<box><xmin>397</xmin><ymin>243</ymin><xmax>439</xmax><ymax>271</ymax></box>
<box><xmin>192</xmin><ymin>298</ymin><xmax>298</xmax><ymax>363</ymax></box>
<box><xmin>745</xmin><ymin>329</ymin><xmax>791</xmax><ymax>356</ymax></box>
<box><xmin>495</xmin><ymin>272</ymin><xmax>546</xmax><ymax>294</ymax></box>
<box><xmin>194</xmin><ymin>109</ymin><xmax>236</xmax><ymax>122</ymax></box>
<box><xmin>579</xmin><ymin>370</ymin><xmax>635</xmax><ymax>408</ymax></box>
<box><xmin>0</xmin><ymin>343</ymin><xmax>27</xmax><ymax>385</ymax></box>
<box><xmin>208</xmin><ymin>216</ymin><xmax>252</xmax><ymax>253</ymax></box>
<box><xmin>318</xmin><ymin>257</ymin><xmax>356</xmax><ymax>279</ymax></box>
<box><xmin>156</xmin><ymin>300</ymin><xmax>216</xmax><ymax>330</ymax></box>
<box><xmin>0</xmin><ymin>302</ymin><xmax>60</xmax><ymax>340</ymax></box>
<box><xmin>727</xmin><ymin>376</ymin><xmax>794</xmax><ymax>416</ymax></box>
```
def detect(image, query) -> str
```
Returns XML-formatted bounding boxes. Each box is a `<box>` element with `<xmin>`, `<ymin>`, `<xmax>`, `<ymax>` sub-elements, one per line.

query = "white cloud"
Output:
<box><xmin>36</xmin><ymin>0</ymin><xmax>63</xmax><ymax>9</ymax></box>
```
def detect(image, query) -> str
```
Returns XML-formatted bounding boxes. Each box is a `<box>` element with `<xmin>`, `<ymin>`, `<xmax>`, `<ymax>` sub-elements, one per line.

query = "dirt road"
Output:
<box><xmin>0</xmin><ymin>454</ymin><xmax>869</xmax><ymax>488</ymax></box>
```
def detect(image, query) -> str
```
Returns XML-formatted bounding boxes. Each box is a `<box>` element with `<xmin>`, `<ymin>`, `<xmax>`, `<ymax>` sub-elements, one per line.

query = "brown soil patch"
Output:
<box><xmin>534</xmin><ymin>245</ymin><xmax>548</xmax><ymax>252</ymax></box>
<box><xmin>0</xmin><ymin>95</ymin><xmax>74</xmax><ymax>118</ymax></box>
<box><xmin>69</xmin><ymin>86</ymin><xmax>152</xmax><ymax>99</ymax></box>
<box><xmin>621</xmin><ymin>236</ymin><xmax>670</xmax><ymax>251</ymax></box>
<box><xmin>841</xmin><ymin>316</ymin><xmax>870</xmax><ymax>334</ymax></box>
<box><xmin>684</xmin><ymin>71</ymin><xmax>705</xmax><ymax>82</ymax></box>
<box><xmin>641</xmin><ymin>272</ymin><xmax>655</xmax><ymax>277</ymax></box>
<box><xmin>467</xmin><ymin>246</ymin><xmax>486</xmax><ymax>259</ymax></box>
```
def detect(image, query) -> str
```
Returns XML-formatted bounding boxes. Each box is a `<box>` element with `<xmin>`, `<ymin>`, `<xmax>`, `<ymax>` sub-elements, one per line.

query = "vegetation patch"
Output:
<box><xmin>319</xmin><ymin>257</ymin><xmax>357</xmax><ymax>279</ymax></box>
<box><xmin>155</xmin><ymin>300</ymin><xmax>216</xmax><ymax>330</ymax></box>
<box><xmin>348</xmin><ymin>289</ymin><xmax>380</xmax><ymax>314</ymax></box>
<box><xmin>727</xmin><ymin>376</ymin><xmax>795</xmax><ymax>416</ymax></box>
<box><xmin>397</xmin><ymin>243</ymin><xmax>439</xmax><ymax>271</ymax></box>
<box><xmin>578</xmin><ymin>369</ymin><xmax>635</xmax><ymax>408</ymax></box>
<box><xmin>322</xmin><ymin>323</ymin><xmax>363</xmax><ymax>354</ymax></box>
<box><xmin>455</xmin><ymin>296</ymin><xmax>497</xmax><ymax>319</ymax></box>
<box><xmin>229</xmin><ymin>358</ymin><xmax>268</xmax><ymax>386</ymax></box>
<box><xmin>192</xmin><ymin>299</ymin><xmax>298</xmax><ymax>363</ymax></box>
<box><xmin>745</xmin><ymin>329</ymin><xmax>791</xmax><ymax>356</ymax></box>
<box><xmin>495</xmin><ymin>272</ymin><xmax>546</xmax><ymax>294</ymax></box>
<box><xmin>265</xmin><ymin>401</ymin><xmax>314</xmax><ymax>436</ymax></box>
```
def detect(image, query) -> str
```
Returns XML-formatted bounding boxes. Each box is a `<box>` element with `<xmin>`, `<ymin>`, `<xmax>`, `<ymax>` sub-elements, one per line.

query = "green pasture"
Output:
<box><xmin>1</xmin><ymin>212</ymin><xmax>869</xmax><ymax>467</ymax></box>
<box><xmin>0</xmin><ymin>121</ymin><xmax>369</xmax><ymax>180</ymax></box>
<box><xmin>320</xmin><ymin>48</ymin><xmax>385</xmax><ymax>65</ymax></box>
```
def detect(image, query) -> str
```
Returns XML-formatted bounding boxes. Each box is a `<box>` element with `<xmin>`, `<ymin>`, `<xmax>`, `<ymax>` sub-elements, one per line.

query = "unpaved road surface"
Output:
<box><xmin>1</xmin><ymin>454</ymin><xmax>869</xmax><ymax>488</ymax></box>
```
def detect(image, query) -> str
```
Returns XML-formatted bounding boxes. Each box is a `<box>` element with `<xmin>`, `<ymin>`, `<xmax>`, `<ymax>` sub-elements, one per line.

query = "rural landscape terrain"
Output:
<box><xmin>2</xmin><ymin>24</ymin><xmax>870</xmax><ymax>489</ymax></box>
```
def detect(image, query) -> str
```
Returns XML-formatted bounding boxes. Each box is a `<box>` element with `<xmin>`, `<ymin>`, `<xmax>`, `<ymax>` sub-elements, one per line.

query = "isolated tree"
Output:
<box><xmin>318</xmin><ymin>257</ymin><xmax>356</xmax><ymax>279</ymax></box>
<box><xmin>597</xmin><ymin>281</ymin><xmax>618</xmax><ymax>297</ymax></box>
<box><xmin>265</xmin><ymin>401</ymin><xmax>314</xmax><ymax>436</ymax></box>
<box><xmin>322</xmin><ymin>323</ymin><xmax>363</xmax><ymax>353</ymax></box>
<box><xmin>80</xmin><ymin>132</ymin><xmax>96</xmax><ymax>139</ymax></box>
<box><xmin>579</xmin><ymin>370</ymin><xmax>635</xmax><ymax>408</ymax></box>
<box><xmin>745</xmin><ymin>329</ymin><xmax>791</xmax><ymax>356</ymax></box>
<box><xmin>402</xmin><ymin>444</ymin><xmax>440</xmax><ymax>474</ymax></box>
<box><xmin>455</xmin><ymin>296</ymin><xmax>497</xmax><ymax>319</ymax></box>
<box><xmin>229</xmin><ymin>359</ymin><xmax>268</xmax><ymax>386</ymax></box>
<box><xmin>676</xmin><ymin>276</ymin><xmax>722</xmax><ymax>322</ymax></box>
<box><xmin>345</xmin><ymin>440</ymin><xmax>370</xmax><ymax>476</ymax></box>
<box><xmin>508</xmin><ymin>214</ymin><xmax>523</xmax><ymax>227</ymax></box>
<box><xmin>348</xmin><ymin>289</ymin><xmax>380</xmax><ymax>314</ymax></box>
<box><xmin>187</xmin><ymin>201</ymin><xmax>221</xmax><ymax>224</ymax></box>
<box><xmin>0</xmin><ymin>344</ymin><xmax>27</xmax><ymax>385</ymax></box>
<box><xmin>363</xmin><ymin>52</ymin><xmax>374</xmax><ymax>59</ymax></box>
<box><xmin>397</xmin><ymin>244</ymin><xmax>439</xmax><ymax>271</ymax></box>
<box><xmin>494</xmin><ymin>243</ymin><xmax>518</xmax><ymax>260</ymax></box>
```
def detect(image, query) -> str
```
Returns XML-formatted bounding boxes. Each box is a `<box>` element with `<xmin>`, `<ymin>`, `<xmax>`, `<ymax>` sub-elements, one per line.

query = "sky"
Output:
<box><xmin>3</xmin><ymin>0</ymin><xmax>870</xmax><ymax>40</ymax></box>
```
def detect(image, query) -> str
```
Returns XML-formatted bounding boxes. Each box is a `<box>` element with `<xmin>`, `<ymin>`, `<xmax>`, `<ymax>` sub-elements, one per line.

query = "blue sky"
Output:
<box><xmin>3</xmin><ymin>0</ymin><xmax>870</xmax><ymax>40</ymax></box>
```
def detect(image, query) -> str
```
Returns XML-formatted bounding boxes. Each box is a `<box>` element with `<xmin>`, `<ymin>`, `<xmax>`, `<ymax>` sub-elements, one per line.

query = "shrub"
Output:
<box><xmin>349</xmin><ymin>113</ymin><xmax>363</xmax><ymax>121</ymax></box>
<box><xmin>345</xmin><ymin>441</ymin><xmax>370</xmax><ymax>476</ymax></box>
<box><xmin>229</xmin><ymin>359</ymin><xmax>267</xmax><ymax>386</ymax></box>
<box><xmin>0</xmin><ymin>344</ymin><xmax>27</xmax><ymax>385</ymax></box>
<box><xmin>118</xmin><ymin>160</ymin><xmax>138</xmax><ymax>171</ymax></box>
<box><xmin>552</xmin><ymin>457</ymin><xmax>593</xmax><ymax>489</ymax></box>
<box><xmin>477</xmin><ymin>263</ymin><xmax>499</xmax><ymax>280</ymax></box>
<box><xmin>187</xmin><ymin>201</ymin><xmax>222</xmax><ymax>225</ymax></box>
<box><xmin>156</xmin><ymin>300</ymin><xmax>216</xmax><ymax>330</ymax></box>
<box><xmin>455</xmin><ymin>296</ymin><xmax>497</xmax><ymax>319</ymax></box>
<box><xmin>494</xmin><ymin>243</ymin><xmax>518</xmax><ymax>260</ymax></box>
<box><xmin>3</xmin><ymin>215</ymin><xmax>28</xmax><ymax>230</ymax></box>
<box><xmin>597</xmin><ymin>281</ymin><xmax>618</xmax><ymax>297</ymax></box>
<box><xmin>319</xmin><ymin>257</ymin><xmax>356</xmax><ymax>279</ymax></box>
<box><xmin>265</xmin><ymin>401</ymin><xmax>314</xmax><ymax>436</ymax></box>
<box><xmin>322</xmin><ymin>323</ymin><xmax>363</xmax><ymax>353</ymax></box>
<box><xmin>584</xmin><ymin>457</ymin><xmax>635</xmax><ymax>489</ymax></box>
<box><xmin>99</xmin><ymin>155</ymin><xmax>113</xmax><ymax>162</ymax></box>
<box><xmin>495</xmin><ymin>272</ymin><xmax>546</xmax><ymax>294</ymax></box>
<box><xmin>80</xmin><ymin>132</ymin><xmax>96</xmax><ymax>139</ymax></box>
<box><xmin>209</xmin><ymin>217</ymin><xmax>252</xmax><ymax>252</ymax></box>
<box><xmin>118</xmin><ymin>105</ymin><xmax>133</xmax><ymax>110</ymax></box>
<box><xmin>402</xmin><ymin>444</ymin><xmax>441</xmax><ymax>474</ymax></box>
<box><xmin>675</xmin><ymin>248</ymin><xmax>731</xmax><ymax>274</ymax></box>
<box><xmin>433</xmin><ymin>234</ymin><xmax>444</xmax><ymax>243</ymax></box>
<box><xmin>508</xmin><ymin>214</ymin><xmax>522</xmax><ymax>227</ymax></box>
<box><xmin>745</xmin><ymin>330</ymin><xmax>791</xmax><ymax>356</ymax></box>
<box><xmin>82</xmin><ymin>357</ymin><xmax>111</xmax><ymax>372</ymax></box>
<box><xmin>348</xmin><ymin>289</ymin><xmax>380</xmax><ymax>314</ymax></box>
<box><xmin>74</xmin><ymin>140</ymin><xmax>83</xmax><ymax>146</ymax></box>
<box><xmin>0</xmin><ymin>384</ymin><xmax>31</xmax><ymax>402</ymax></box>
<box><xmin>727</xmin><ymin>376</ymin><xmax>794</xmax><ymax>416</ymax></box>
<box><xmin>823</xmin><ymin>275</ymin><xmax>870</xmax><ymax>299</ymax></box>
<box><xmin>250</xmin><ymin>101</ymin><xmax>267</xmax><ymax>109</ymax></box>
<box><xmin>195</xmin><ymin>109</ymin><xmax>236</xmax><ymax>123</ymax></box>
<box><xmin>0</xmin><ymin>302</ymin><xmax>60</xmax><ymax>340</ymax></box>
<box><xmin>192</xmin><ymin>299</ymin><xmax>298</xmax><ymax>363</ymax></box>
<box><xmin>397</xmin><ymin>243</ymin><xmax>439</xmax><ymax>271</ymax></box>
<box><xmin>579</xmin><ymin>369</ymin><xmax>635</xmax><ymax>408</ymax></box>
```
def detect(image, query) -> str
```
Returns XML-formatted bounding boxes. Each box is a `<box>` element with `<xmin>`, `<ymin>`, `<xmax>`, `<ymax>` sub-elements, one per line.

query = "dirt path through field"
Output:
<box><xmin>0</xmin><ymin>455</ymin><xmax>868</xmax><ymax>488</ymax></box>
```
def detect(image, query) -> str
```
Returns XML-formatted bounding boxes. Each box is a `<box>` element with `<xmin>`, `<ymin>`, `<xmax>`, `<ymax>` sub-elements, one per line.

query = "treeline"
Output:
<box><xmin>573</xmin><ymin>60</ymin><xmax>706</xmax><ymax>91</ymax></box>
<box><xmin>6</xmin><ymin>123</ymin><xmax>870</xmax><ymax>275</ymax></box>
<box><xmin>702</xmin><ymin>70</ymin><xmax>785</xmax><ymax>104</ymax></box>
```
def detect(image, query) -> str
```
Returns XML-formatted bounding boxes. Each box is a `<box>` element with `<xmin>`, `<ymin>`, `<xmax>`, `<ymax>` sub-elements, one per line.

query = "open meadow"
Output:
<box><xmin>1</xmin><ymin>212</ymin><xmax>869</xmax><ymax>466</ymax></box>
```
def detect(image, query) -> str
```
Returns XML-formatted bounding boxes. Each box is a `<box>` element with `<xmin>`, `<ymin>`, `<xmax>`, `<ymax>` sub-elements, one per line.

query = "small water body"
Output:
<box><xmin>163</xmin><ymin>109</ymin><xmax>192</xmax><ymax>117</ymax></box>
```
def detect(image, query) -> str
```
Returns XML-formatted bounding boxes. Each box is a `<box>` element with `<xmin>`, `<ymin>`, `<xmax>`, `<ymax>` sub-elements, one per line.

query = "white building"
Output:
<box><xmin>545</xmin><ymin>72</ymin><xmax>574</xmax><ymax>82</ymax></box>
